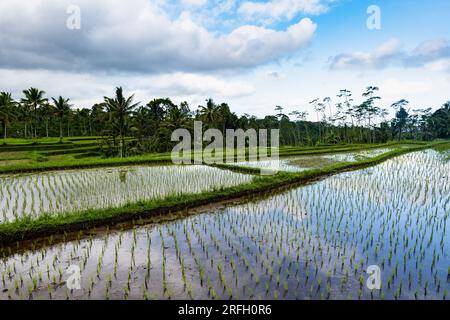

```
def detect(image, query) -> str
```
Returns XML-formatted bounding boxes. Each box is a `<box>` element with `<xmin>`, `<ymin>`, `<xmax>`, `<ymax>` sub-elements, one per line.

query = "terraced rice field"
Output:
<box><xmin>1</xmin><ymin>149</ymin><xmax>448</xmax><ymax>300</ymax></box>
<box><xmin>0</xmin><ymin>165</ymin><xmax>254</xmax><ymax>223</ymax></box>
<box><xmin>231</xmin><ymin>147</ymin><xmax>398</xmax><ymax>172</ymax></box>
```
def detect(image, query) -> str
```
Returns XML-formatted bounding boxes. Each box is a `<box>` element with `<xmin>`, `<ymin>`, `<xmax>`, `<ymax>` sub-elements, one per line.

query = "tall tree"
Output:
<box><xmin>199</xmin><ymin>98</ymin><xmax>220</xmax><ymax>128</ymax></box>
<box><xmin>22</xmin><ymin>88</ymin><xmax>47</xmax><ymax>139</ymax></box>
<box><xmin>289</xmin><ymin>110</ymin><xmax>310</xmax><ymax>145</ymax></box>
<box><xmin>391</xmin><ymin>99</ymin><xmax>409</xmax><ymax>141</ymax></box>
<box><xmin>52</xmin><ymin>96</ymin><xmax>72</xmax><ymax>142</ymax></box>
<box><xmin>337</xmin><ymin>89</ymin><xmax>353</xmax><ymax>142</ymax></box>
<box><xmin>104</xmin><ymin>87</ymin><xmax>139</xmax><ymax>157</ymax></box>
<box><xmin>361</xmin><ymin>86</ymin><xmax>381</xmax><ymax>142</ymax></box>
<box><xmin>0</xmin><ymin>92</ymin><xmax>17</xmax><ymax>144</ymax></box>
<box><xmin>164</xmin><ymin>103</ymin><xmax>192</xmax><ymax>131</ymax></box>
<box><xmin>309</xmin><ymin>98</ymin><xmax>324</xmax><ymax>143</ymax></box>
<box><xmin>428</xmin><ymin>101</ymin><xmax>450</xmax><ymax>139</ymax></box>
<box><xmin>39</xmin><ymin>102</ymin><xmax>54</xmax><ymax>138</ymax></box>
<box><xmin>16</xmin><ymin>102</ymin><xmax>32</xmax><ymax>138</ymax></box>
<box><xmin>76</xmin><ymin>108</ymin><xmax>91</xmax><ymax>136</ymax></box>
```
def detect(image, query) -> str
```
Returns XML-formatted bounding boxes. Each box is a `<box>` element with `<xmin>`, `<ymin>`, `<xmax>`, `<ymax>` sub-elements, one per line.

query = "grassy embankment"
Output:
<box><xmin>0</xmin><ymin>137</ymin><xmax>425</xmax><ymax>174</ymax></box>
<box><xmin>0</xmin><ymin>139</ymin><xmax>447</xmax><ymax>244</ymax></box>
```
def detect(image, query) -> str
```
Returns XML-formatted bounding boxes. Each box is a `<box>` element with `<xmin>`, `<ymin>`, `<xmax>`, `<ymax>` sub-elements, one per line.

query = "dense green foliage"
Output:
<box><xmin>0</xmin><ymin>87</ymin><xmax>449</xmax><ymax>156</ymax></box>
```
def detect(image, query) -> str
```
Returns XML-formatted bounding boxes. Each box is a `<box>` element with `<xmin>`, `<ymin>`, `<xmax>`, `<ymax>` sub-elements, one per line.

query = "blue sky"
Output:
<box><xmin>312</xmin><ymin>0</ymin><xmax>449</xmax><ymax>51</ymax></box>
<box><xmin>0</xmin><ymin>0</ymin><xmax>449</xmax><ymax>119</ymax></box>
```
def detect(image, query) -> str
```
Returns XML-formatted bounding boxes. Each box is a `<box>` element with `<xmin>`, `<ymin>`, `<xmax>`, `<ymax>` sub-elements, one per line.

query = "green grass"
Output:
<box><xmin>1</xmin><ymin>137</ymin><xmax>63</xmax><ymax>145</ymax></box>
<box><xmin>0</xmin><ymin>136</ymin><xmax>105</xmax><ymax>145</ymax></box>
<box><xmin>432</xmin><ymin>141</ymin><xmax>450</xmax><ymax>152</ymax></box>
<box><xmin>287</xmin><ymin>157</ymin><xmax>340</xmax><ymax>168</ymax></box>
<box><xmin>0</xmin><ymin>139</ymin><xmax>424</xmax><ymax>174</ymax></box>
<box><xmin>0</xmin><ymin>140</ymin><xmax>446</xmax><ymax>244</ymax></box>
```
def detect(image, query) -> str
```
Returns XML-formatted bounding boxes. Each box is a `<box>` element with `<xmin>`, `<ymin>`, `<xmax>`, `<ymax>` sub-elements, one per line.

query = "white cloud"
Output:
<box><xmin>329</xmin><ymin>38</ymin><xmax>403</xmax><ymax>70</ymax></box>
<box><xmin>181</xmin><ymin>0</ymin><xmax>208</xmax><ymax>6</ymax></box>
<box><xmin>330</xmin><ymin>38</ymin><xmax>450</xmax><ymax>71</ymax></box>
<box><xmin>405</xmin><ymin>39</ymin><xmax>450</xmax><ymax>67</ymax></box>
<box><xmin>145</xmin><ymin>73</ymin><xmax>255</xmax><ymax>98</ymax></box>
<box><xmin>412</xmin><ymin>39</ymin><xmax>449</xmax><ymax>56</ymax></box>
<box><xmin>0</xmin><ymin>68</ymin><xmax>254</xmax><ymax>108</ymax></box>
<box><xmin>0</xmin><ymin>0</ymin><xmax>317</xmax><ymax>73</ymax></box>
<box><xmin>239</xmin><ymin>0</ymin><xmax>328</xmax><ymax>23</ymax></box>
<box><xmin>423</xmin><ymin>59</ymin><xmax>450</xmax><ymax>72</ymax></box>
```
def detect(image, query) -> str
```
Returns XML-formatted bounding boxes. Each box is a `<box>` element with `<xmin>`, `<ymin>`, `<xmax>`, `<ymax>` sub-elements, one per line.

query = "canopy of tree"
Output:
<box><xmin>0</xmin><ymin>87</ymin><xmax>449</xmax><ymax>156</ymax></box>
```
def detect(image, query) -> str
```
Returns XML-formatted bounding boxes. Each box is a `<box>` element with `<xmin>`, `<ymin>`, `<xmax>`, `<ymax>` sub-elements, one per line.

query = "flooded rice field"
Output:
<box><xmin>0</xmin><ymin>165</ymin><xmax>254</xmax><ymax>223</ymax></box>
<box><xmin>232</xmin><ymin>147</ymin><xmax>397</xmax><ymax>172</ymax></box>
<box><xmin>1</xmin><ymin>149</ymin><xmax>449</xmax><ymax>300</ymax></box>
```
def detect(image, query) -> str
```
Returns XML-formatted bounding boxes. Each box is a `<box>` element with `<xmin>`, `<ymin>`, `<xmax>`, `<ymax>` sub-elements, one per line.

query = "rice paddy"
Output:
<box><xmin>1</xmin><ymin>148</ymin><xmax>448</xmax><ymax>300</ymax></box>
<box><xmin>0</xmin><ymin>165</ymin><xmax>253</xmax><ymax>223</ymax></box>
<box><xmin>232</xmin><ymin>147</ymin><xmax>398</xmax><ymax>172</ymax></box>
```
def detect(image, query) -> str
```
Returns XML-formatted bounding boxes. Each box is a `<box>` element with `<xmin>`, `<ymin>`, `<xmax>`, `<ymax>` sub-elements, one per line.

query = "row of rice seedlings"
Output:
<box><xmin>0</xmin><ymin>165</ymin><xmax>253</xmax><ymax>222</ymax></box>
<box><xmin>0</xmin><ymin>150</ymin><xmax>448</xmax><ymax>299</ymax></box>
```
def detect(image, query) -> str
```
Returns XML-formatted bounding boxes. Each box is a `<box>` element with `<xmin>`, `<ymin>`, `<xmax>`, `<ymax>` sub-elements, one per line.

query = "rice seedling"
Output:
<box><xmin>0</xmin><ymin>149</ymin><xmax>448</xmax><ymax>300</ymax></box>
<box><xmin>0</xmin><ymin>165</ymin><xmax>253</xmax><ymax>222</ymax></box>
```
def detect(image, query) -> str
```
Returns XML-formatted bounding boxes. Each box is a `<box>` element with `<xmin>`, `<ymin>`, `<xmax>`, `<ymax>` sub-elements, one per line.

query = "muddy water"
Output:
<box><xmin>0</xmin><ymin>149</ymin><xmax>449</xmax><ymax>300</ymax></box>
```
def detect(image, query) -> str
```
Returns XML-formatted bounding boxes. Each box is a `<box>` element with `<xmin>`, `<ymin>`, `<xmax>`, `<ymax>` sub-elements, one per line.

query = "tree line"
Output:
<box><xmin>0</xmin><ymin>86</ymin><xmax>449</xmax><ymax>156</ymax></box>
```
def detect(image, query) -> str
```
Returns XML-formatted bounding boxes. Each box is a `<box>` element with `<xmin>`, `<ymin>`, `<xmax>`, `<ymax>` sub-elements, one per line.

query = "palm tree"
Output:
<box><xmin>217</xmin><ymin>103</ymin><xmax>232</xmax><ymax>135</ymax></box>
<box><xmin>199</xmin><ymin>98</ymin><xmax>220</xmax><ymax>128</ymax></box>
<box><xmin>104</xmin><ymin>87</ymin><xmax>139</xmax><ymax>157</ymax></box>
<box><xmin>133</xmin><ymin>106</ymin><xmax>151</xmax><ymax>143</ymax></box>
<box><xmin>89</xmin><ymin>103</ymin><xmax>107</xmax><ymax>135</ymax></box>
<box><xmin>39</xmin><ymin>103</ymin><xmax>55</xmax><ymax>138</ymax></box>
<box><xmin>164</xmin><ymin>104</ymin><xmax>192</xmax><ymax>131</ymax></box>
<box><xmin>22</xmin><ymin>88</ymin><xmax>47</xmax><ymax>139</ymax></box>
<box><xmin>0</xmin><ymin>92</ymin><xmax>17</xmax><ymax>144</ymax></box>
<box><xmin>52</xmin><ymin>96</ymin><xmax>72</xmax><ymax>142</ymax></box>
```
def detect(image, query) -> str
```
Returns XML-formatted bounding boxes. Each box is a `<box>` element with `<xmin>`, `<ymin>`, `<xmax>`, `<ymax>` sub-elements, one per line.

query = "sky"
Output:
<box><xmin>0</xmin><ymin>0</ymin><xmax>449</xmax><ymax>119</ymax></box>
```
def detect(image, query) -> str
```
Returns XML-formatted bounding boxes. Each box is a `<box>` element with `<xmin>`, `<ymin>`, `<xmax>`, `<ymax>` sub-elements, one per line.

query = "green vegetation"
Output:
<box><xmin>1</xmin><ymin>86</ymin><xmax>449</xmax><ymax>156</ymax></box>
<box><xmin>0</xmin><ymin>165</ymin><xmax>253</xmax><ymax>222</ymax></box>
<box><xmin>1</xmin><ymin>145</ymin><xmax>448</xmax><ymax>300</ymax></box>
<box><xmin>0</xmin><ymin>137</ymin><xmax>426</xmax><ymax>175</ymax></box>
<box><xmin>0</xmin><ymin>140</ymin><xmax>445</xmax><ymax>244</ymax></box>
<box><xmin>1</xmin><ymin>85</ymin><xmax>449</xmax><ymax>301</ymax></box>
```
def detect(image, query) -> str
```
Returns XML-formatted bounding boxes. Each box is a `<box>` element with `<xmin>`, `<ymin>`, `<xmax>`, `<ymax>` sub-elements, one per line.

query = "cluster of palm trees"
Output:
<box><xmin>0</xmin><ymin>86</ymin><xmax>449</xmax><ymax>154</ymax></box>
<box><xmin>0</xmin><ymin>88</ymin><xmax>72</xmax><ymax>143</ymax></box>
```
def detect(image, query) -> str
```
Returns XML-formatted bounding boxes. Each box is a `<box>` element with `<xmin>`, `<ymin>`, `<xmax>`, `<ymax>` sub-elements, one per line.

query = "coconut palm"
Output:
<box><xmin>52</xmin><ymin>96</ymin><xmax>72</xmax><ymax>142</ymax></box>
<box><xmin>22</xmin><ymin>88</ymin><xmax>47</xmax><ymax>139</ymax></box>
<box><xmin>0</xmin><ymin>92</ymin><xmax>17</xmax><ymax>144</ymax></box>
<box><xmin>104</xmin><ymin>87</ymin><xmax>140</xmax><ymax>157</ymax></box>
<box><xmin>199</xmin><ymin>98</ymin><xmax>220</xmax><ymax>128</ymax></box>
<box><xmin>39</xmin><ymin>103</ymin><xmax>55</xmax><ymax>138</ymax></box>
<box><xmin>164</xmin><ymin>104</ymin><xmax>192</xmax><ymax>131</ymax></box>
